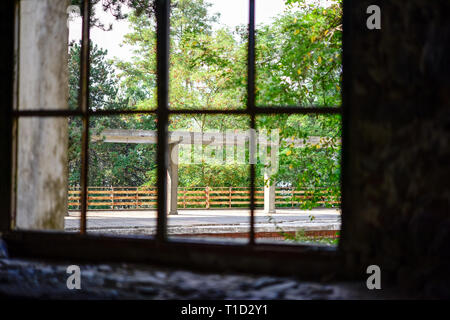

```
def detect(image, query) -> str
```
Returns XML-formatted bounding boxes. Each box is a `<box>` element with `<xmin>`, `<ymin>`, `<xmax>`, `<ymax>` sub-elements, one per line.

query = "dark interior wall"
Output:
<box><xmin>341</xmin><ymin>0</ymin><xmax>450</xmax><ymax>294</ymax></box>
<box><xmin>0</xmin><ymin>1</ymin><xmax>14</xmax><ymax>232</ymax></box>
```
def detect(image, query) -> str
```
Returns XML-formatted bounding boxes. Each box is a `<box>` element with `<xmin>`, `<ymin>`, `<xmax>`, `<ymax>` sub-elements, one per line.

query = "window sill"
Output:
<box><xmin>2</xmin><ymin>230</ymin><xmax>342</xmax><ymax>279</ymax></box>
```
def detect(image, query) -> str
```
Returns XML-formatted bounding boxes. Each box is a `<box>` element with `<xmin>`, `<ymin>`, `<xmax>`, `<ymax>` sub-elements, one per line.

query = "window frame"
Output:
<box><xmin>1</xmin><ymin>0</ymin><xmax>348</xmax><ymax>277</ymax></box>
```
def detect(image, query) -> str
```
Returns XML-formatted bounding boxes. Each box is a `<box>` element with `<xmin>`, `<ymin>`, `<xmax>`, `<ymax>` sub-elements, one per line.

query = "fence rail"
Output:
<box><xmin>68</xmin><ymin>186</ymin><xmax>340</xmax><ymax>210</ymax></box>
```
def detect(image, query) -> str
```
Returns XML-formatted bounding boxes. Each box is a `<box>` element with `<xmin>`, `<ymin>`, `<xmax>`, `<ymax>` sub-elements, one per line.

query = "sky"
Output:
<box><xmin>69</xmin><ymin>0</ymin><xmax>288</xmax><ymax>60</ymax></box>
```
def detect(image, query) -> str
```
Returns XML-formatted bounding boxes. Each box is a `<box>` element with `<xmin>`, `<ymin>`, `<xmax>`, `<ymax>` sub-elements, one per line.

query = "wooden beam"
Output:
<box><xmin>92</xmin><ymin>129</ymin><xmax>339</xmax><ymax>148</ymax></box>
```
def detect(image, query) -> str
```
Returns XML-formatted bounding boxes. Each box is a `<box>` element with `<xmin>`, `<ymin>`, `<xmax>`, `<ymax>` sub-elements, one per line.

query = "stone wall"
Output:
<box><xmin>341</xmin><ymin>0</ymin><xmax>450</xmax><ymax>295</ymax></box>
<box><xmin>0</xmin><ymin>257</ymin><xmax>415</xmax><ymax>299</ymax></box>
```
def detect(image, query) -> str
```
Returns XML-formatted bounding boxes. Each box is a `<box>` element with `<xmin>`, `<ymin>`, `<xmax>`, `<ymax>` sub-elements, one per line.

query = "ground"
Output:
<box><xmin>65</xmin><ymin>208</ymin><xmax>340</xmax><ymax>241</ymax></box>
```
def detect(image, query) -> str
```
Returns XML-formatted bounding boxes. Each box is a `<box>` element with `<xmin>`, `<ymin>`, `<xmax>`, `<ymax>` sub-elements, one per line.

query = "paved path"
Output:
<box><xmin>65</xmin><ymin>208</ymin><xmax>341</xmax><ymax>236</ymax></box>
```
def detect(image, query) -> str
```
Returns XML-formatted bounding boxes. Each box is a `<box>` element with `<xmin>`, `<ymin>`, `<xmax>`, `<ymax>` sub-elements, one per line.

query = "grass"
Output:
<box><xmin>266</xmin><ymin>214</ymin><xmax>339</xmax><ymax>245</ymax></box>
<box><xmin>284</xmin><ymin>229</ymin><xmax>339</xmax><ymax>245</ymax></box>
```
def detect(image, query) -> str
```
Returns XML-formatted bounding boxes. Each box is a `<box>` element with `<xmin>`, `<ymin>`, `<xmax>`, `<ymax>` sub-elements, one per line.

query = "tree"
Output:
<box><xmin>255</xmin><ymin>0</ymin><xmax>342</xmax><ymax>207</ymax></box>
<box><xmin>256</xmin><ymin>0</ymin><xmax>342</xmax><ymax>106</ymax></box>
<box><xmin>68</xmin><ymin>42</ymin><xmax>157</xmax><ymax>188</ymax></box>
<box><xmin>115</xmin><ymin>0</ymin><xmax>250</xmax><ymax>188</ymax></box>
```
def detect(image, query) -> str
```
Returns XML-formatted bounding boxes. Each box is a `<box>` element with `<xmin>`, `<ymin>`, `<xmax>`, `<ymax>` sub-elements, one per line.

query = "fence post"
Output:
<box><xmin>111</xmin><ymin>186</ymin><xmax>114</xmax><ymax>210</ymax></box>
<box><xmin>135</xmin><ymin>187</ymin><xmax>139</xmax><ymax>208</ymax></box>
<box><xmin>206</xmin><ymin>186</ymin><xmax>210</xmax><ymax>209</ymax></box>
<box><xmin>180</xmin><ymin>188</ymin><xmax>186</xmax><ymax>209</ymax></box>
<box><xmin>291</xmin><ymin>187</ymin><xmax>294</xmax><ymax>207</ymax></box>
<box><xmin>229</xmin><ymin>187</ymin><xmax>232</xmax><ymax>208</ymax></box>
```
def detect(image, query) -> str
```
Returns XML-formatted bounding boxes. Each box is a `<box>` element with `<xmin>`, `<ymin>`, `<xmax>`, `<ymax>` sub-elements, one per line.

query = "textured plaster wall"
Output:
<box><xmin>16</xmin><ymin>0</ymin><xmax>70</xmax><ymax>230</ymax></box>
<box><xmin>341</xmin><ymin>0</ymin><xmax>450</xmax><ymax>294</ymax></box>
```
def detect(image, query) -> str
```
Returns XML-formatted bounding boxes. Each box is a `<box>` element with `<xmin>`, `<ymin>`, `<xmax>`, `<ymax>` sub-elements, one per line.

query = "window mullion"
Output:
<box><xmin>248</xmin><ymin>0</ymin><xmax>256</xmax><ymax>245</ymax></box>
<box><xmin>78</xmin><ymin>0</ymin><xmax>92</xmax><ymax>235</ymax></box>
<box><xmin>155</xmin><ymin>0</ymin><xmax>171</xmax><ymax>242</ymax></box>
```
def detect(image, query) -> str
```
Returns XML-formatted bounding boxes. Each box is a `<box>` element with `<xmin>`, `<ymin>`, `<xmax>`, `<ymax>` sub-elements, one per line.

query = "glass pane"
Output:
<box><xmin>255</xmin><ymin>0</ymin><xmax>342</xmax><ymax>107</ymax></box>
<box><xmin>68</xmin><ymin>3</ymin><xmax>82</xmax><ymax>110</ymax></box>
<box><xmin>167</xmin><ymin>114</ymin><xmax>250</xmax><ymax>243</ymax></box>
<box><xmin>86</xmin><ymin>114</ymin><xmax>158</xmax><ymax>236</ymax></box>
<box><xmin>15</xmin><ymin>117</ymin><xmax>79</xmax><ymax>232</ymax></box>
<box><xmin>66</xmin><ymin>116</ymin><xmax>83</xmax><ymax>233</ymax></box>
<box><xmin>83</xmin><ymin>1</ymin><xmax>157</xmax><ymax>111</ymax></box>
<box><xmin>169</xmin><ymin>0</ymin><xmax>248</xmax><ymax>110</ymax></box>
<box><xmin>255</xmin><ymin>114</ymin><xmax>341</xmax><ymax>245</ymax></box>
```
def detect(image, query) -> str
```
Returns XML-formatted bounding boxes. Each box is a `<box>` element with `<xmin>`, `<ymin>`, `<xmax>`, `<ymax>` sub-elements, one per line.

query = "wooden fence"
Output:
<box><xmin>68</xmin><ymin>186</ymin><xmax>340</xmax><ymax>210</ymax></box>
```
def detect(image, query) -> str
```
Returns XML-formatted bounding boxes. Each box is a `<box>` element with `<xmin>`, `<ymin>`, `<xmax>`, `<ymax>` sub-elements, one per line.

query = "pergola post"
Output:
<box><xmin>264</xmin><ymin>145</ymin><xmax>277</xmax><ymax>214</ymax></box>
<box><xmin>167</xmin><ymin>143</ymin><xmax>179</xmax><ymax>215</ymax></box>
<box><xmin>264</xmin><ymin>171</ymin><xmax>276</xmax><ymax>214</ymax></box>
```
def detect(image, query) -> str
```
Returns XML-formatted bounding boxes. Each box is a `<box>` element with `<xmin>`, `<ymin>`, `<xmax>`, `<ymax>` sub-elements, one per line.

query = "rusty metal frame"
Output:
<box><xmin>248</xmin><ymin>0</ymin><xmax>256</xmax><ymax>245</ymax></box>
<box><xmin>1</xmin><ymin>0</ymin><xmax>347</xmax><ymax>276</ymax></box>
<box><xmin>79</xmin><ymin>0</ymin><xmax>91</xmax><ymax>234</ymax></box>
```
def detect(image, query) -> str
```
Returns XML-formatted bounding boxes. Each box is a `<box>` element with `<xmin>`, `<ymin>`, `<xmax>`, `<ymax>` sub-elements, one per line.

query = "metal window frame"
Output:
<box><xmin>1</xmin><ymin>0</ymin><xmax>348</xmax><ymax>278</ymax></box>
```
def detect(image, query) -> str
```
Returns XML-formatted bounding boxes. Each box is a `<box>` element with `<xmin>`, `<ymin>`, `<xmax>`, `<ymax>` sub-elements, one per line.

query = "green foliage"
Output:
<box><xmin>256</xmin><ymin>0</ymin><xmax>342</xmax><ymax>106</ymax></box>
<box><xmin>255</xmin><ymin>0</ymin><xmax>342</xmax><ymax>207</ymax></box>
<box><xmin>256</xmin><ymin>113</ymin><xmax>341</xmax><ymax>209</ymax></box>
<box><xmin>115</xmin><ymin>0</ymin><xmax>246</xmax><ymax>111</ymax></box>
<box><xmin>286</xmin><ymin>229</ymin><xmax>339</xmax><ymax>245</ymax></box>
<box><xmin>266</xmin><ymin>215</ymin><xmax>339</xmax><ymax>245</ymax></box>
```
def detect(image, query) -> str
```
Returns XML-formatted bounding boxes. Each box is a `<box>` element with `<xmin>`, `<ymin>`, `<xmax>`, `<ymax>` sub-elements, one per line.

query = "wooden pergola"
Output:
<box><xmin>92</xmin><ymin>129</ymin><xmax>329</xmax><ymax>215</ymax></box>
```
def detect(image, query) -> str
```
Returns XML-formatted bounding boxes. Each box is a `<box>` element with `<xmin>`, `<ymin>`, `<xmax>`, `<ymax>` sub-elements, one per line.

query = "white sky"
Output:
<box><xmin>69</xmin><ymin>0</ymin><xmax>288</xmax><ymax>60</ymax></box>
<box><xmin>69</xmin><ymin>0</ymin><xmax>333</xmax><ymax>60</ymax></box>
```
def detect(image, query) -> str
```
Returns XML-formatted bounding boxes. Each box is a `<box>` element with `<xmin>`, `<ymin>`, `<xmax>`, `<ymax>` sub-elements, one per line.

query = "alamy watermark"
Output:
<box><xmin>366</xmin><ymin>264</ymin><xmax>381</xmax><ymax>290</ymax></box>
<box><xmin>366</xmin><ymin>5</ymin><xmax>381</xmax><ymax>30</ymax></box>
<box><xmin>170</xmin><ymin>129</ymin><xmax>280</xmax><ymax>174</ymax></box>
<box><xmin>66</xmin><ymin>265</ymin><xmax>81</xmax><ymax>290</ymax></box>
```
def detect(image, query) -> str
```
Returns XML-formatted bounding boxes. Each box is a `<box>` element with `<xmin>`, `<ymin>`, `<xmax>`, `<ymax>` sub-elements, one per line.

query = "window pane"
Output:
<box><xmin>83</xmin><ymin>2</ymin><xmax>157</xmax><ymax>111</ymax></box>
<box><xmin>66</xmin><ymin>116</ymin><xmax>83</xmax><ymax>233</ymax></box>
<box><xmin>255</xmin><ymin>0</ymin><xmax>342</xmax><ymax>107</ymax></box>
<box><xmin>169</xmin><ymin>0</ymin><xmax>248</xmax><ymax>110</ymax></box>
<box><xmin>255</xmin><ymin>113</ymin><xmax>341</xmax><ymax>245</ymax></box>
<box><xmin>167</xmin><ymin>114</ymin><xmax>250</xmax><ymax>243</ymax></box>
<box><xmin>86</xmin><ymin>114</ymin><xmax>158</xmax><ymax>236</ymax></box>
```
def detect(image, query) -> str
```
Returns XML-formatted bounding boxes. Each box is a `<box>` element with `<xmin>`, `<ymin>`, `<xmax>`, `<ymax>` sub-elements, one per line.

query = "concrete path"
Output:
<box><xmin>65</xmin><ymin>208</ymin><xmax>341</xmax><ymax>236</ymax></box>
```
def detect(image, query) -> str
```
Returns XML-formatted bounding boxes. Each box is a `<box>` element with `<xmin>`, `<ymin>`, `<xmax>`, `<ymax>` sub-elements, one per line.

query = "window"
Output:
<box><xmin>4</xmin><ymin>0</ymin><xmax>343</xmax><ymax>273</ymax></box>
